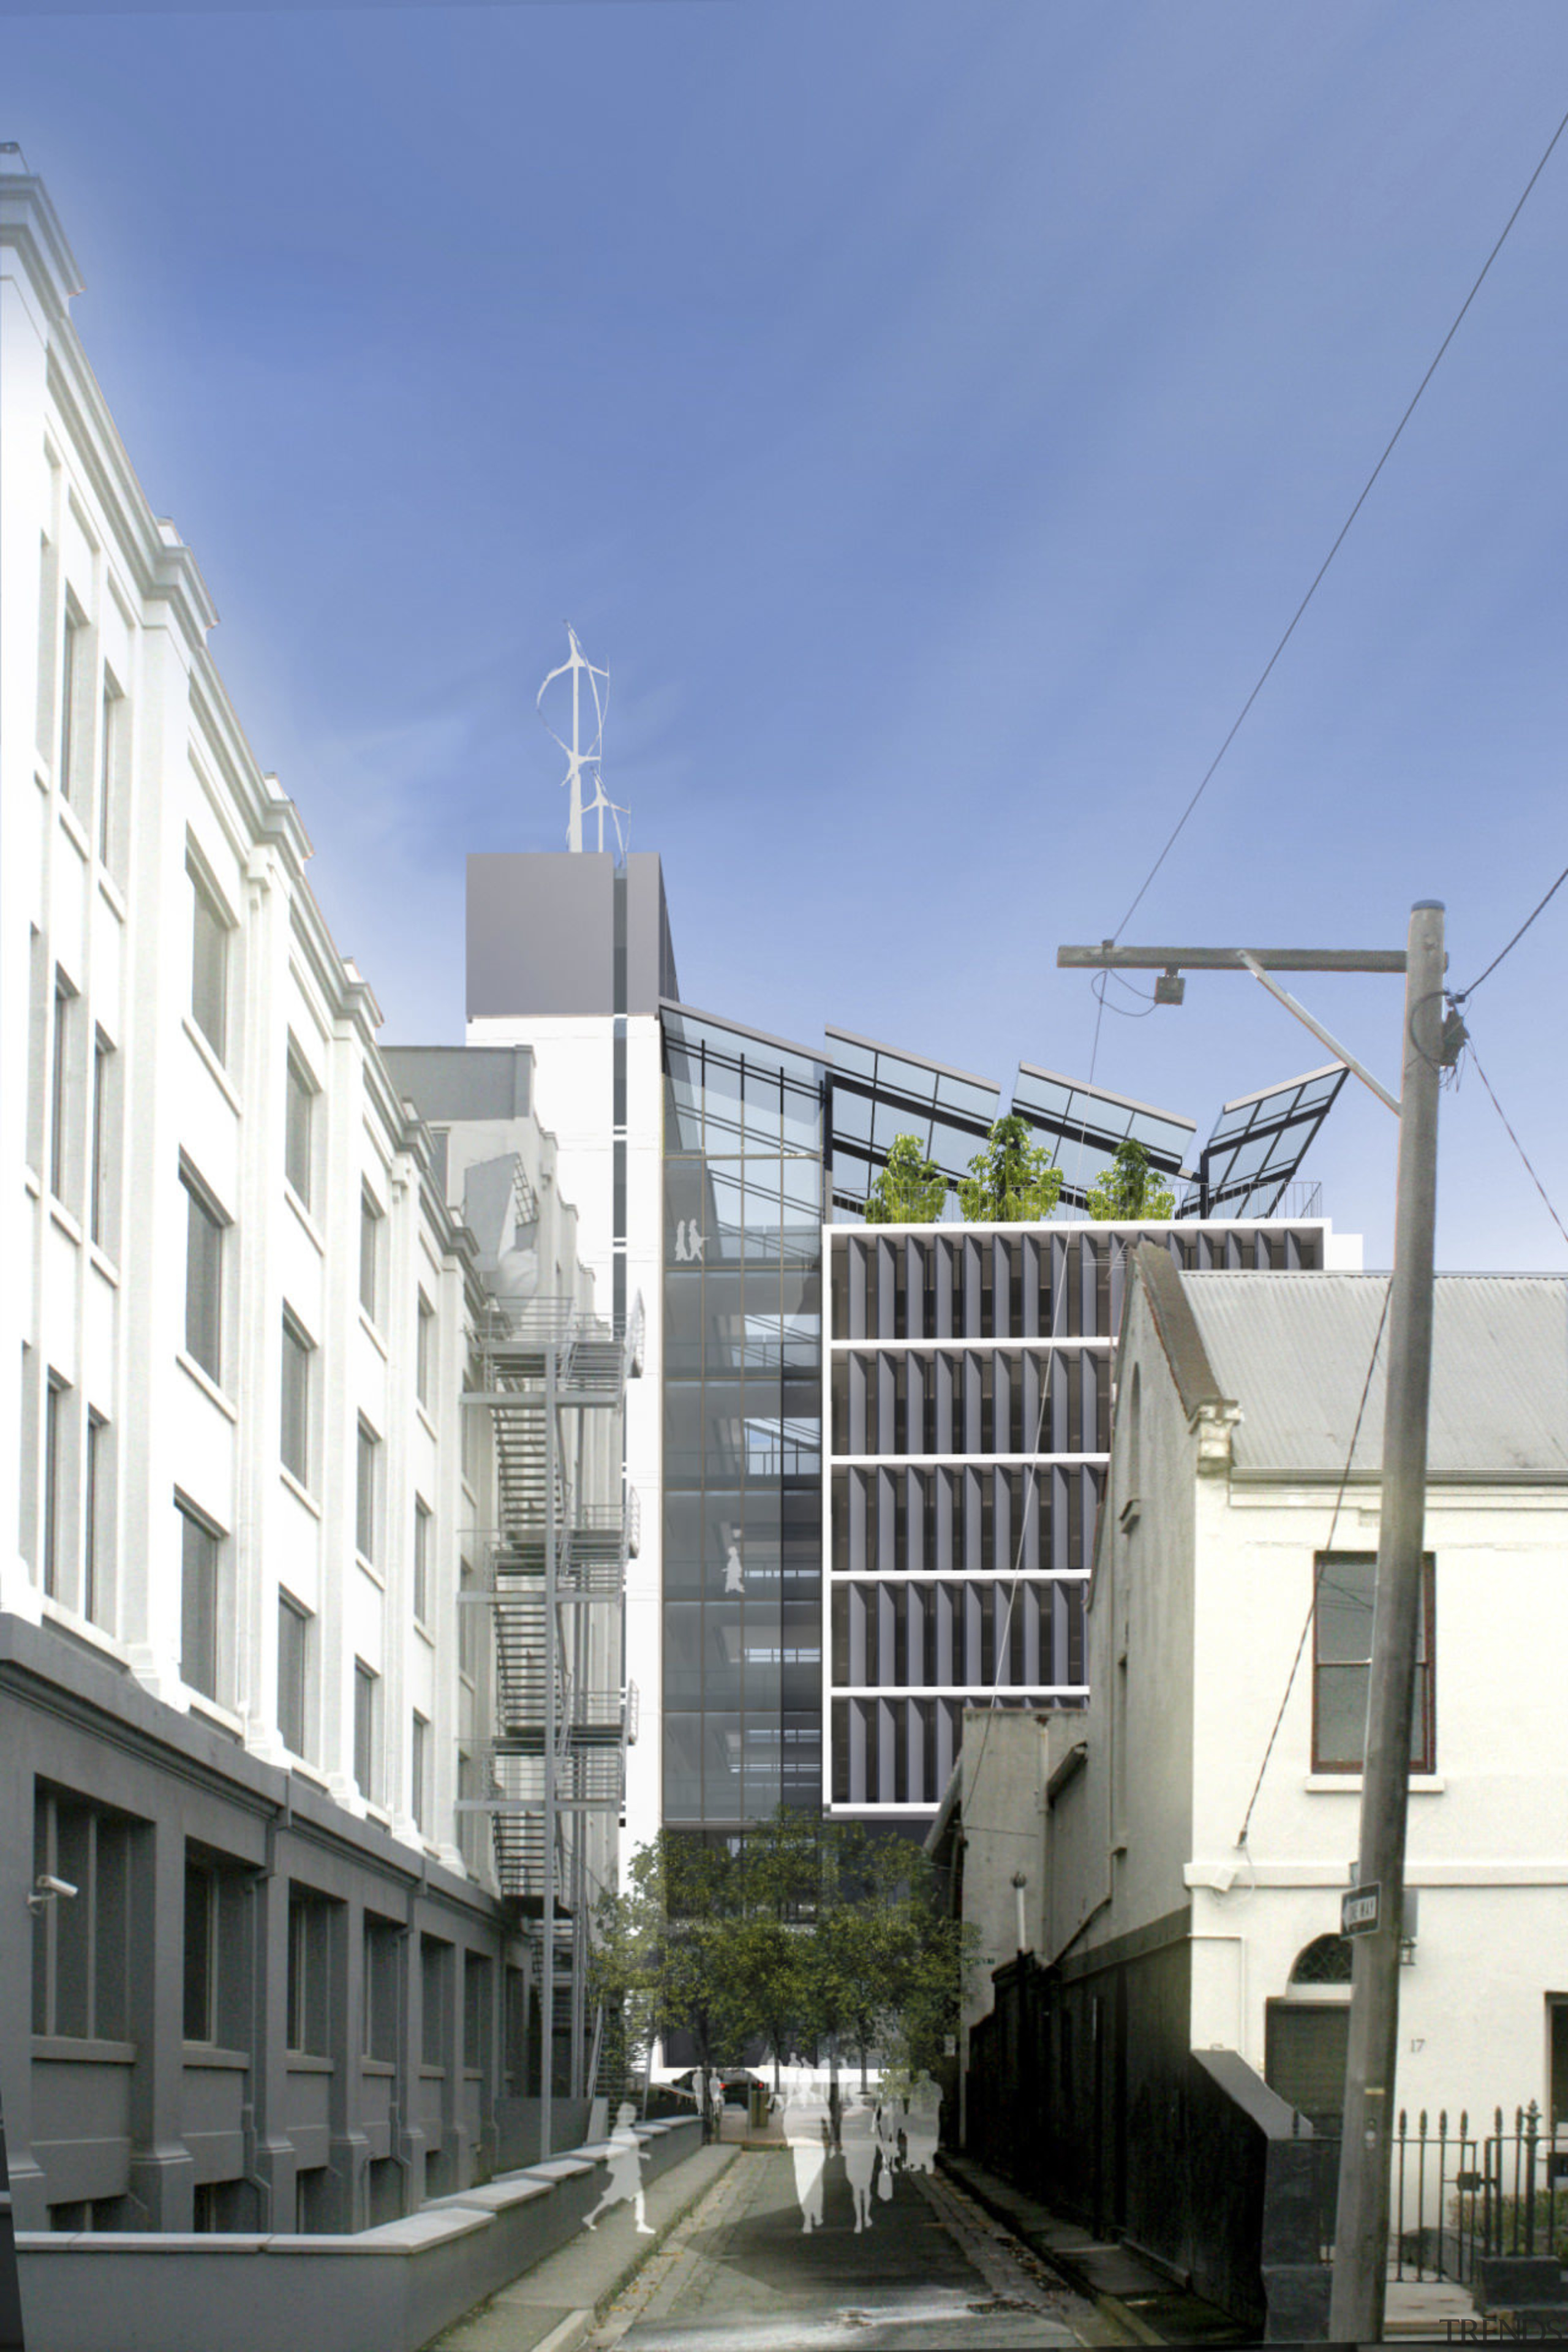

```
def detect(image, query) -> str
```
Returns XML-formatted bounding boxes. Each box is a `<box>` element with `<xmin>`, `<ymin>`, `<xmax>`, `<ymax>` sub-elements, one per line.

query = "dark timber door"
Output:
<box><xmin>1265</xmin><ymin>2000</ymin><xmax>1350</xmax><ymax>2131</ymax></box>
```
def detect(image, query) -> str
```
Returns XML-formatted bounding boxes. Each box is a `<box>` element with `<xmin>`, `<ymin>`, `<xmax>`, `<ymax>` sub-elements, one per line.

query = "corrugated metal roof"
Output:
<box><xmin>1178</xmin><ymin>1272</ymin><xmax>1568</xmax><ymax>1478</ymax></box>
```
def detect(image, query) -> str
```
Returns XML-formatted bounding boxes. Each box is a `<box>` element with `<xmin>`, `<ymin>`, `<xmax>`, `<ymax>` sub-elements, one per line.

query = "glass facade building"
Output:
<box><xmin>661</xmin><ymin>1009</ymin><xmax>827</xmax><ymax>1828</ymax></box>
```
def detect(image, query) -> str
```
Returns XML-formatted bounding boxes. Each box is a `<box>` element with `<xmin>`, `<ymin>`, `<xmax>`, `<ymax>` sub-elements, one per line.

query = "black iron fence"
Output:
<box><xmin>1301</xmin><ymin>2102</ymin><xmax>1568</xmax><ymax>2283</ymax></box>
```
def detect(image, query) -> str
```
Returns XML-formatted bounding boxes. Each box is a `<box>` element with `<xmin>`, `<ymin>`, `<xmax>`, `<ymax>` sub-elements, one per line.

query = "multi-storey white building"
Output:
<box><xmin>1</xmin><ymin>151</ymin><xmax>629</xmax><ymax>2247</ymax></box>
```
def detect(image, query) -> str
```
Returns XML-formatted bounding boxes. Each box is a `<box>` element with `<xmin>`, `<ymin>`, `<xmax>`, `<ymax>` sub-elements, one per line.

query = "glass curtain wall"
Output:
<box><xmin>662</xmin><ymin>1011</ymin><xmax>824</xmax><ymax>1830</ymax></box>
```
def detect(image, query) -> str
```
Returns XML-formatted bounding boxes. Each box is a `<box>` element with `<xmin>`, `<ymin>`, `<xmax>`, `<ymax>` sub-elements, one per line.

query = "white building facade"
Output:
<box><xmin>1039</xmin><ymin>1248</ymin><xmax>1568</xmax><ymax>2231</ymax></box>
<box><xmin>1</xmin><ymin>154</ymin><xmax>624</xmax><ymax>2242</ymax></box>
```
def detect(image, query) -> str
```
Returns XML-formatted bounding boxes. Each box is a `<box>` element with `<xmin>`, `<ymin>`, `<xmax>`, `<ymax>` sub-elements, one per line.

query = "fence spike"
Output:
<box><xmin>1440</xmin><ymin>2109</ymin><xmax>1448</xmax><ymax>2138</ymax></box>
<box><xmin>1497</xmin><ymin>2107</ymin><xmax>1506</xmax><ymax>2137</ymax></box>
<box><xmin>1400</xmin><ymin>2107</ymin><xmax>1408</xmax><ymax>2135</ymax></box>
<box><xmin>1461</xmin><ymin>2109</ymin><xmax>1469</xmax><ymax>2138</ymax></box>
<box><xmin>1420</xmin><ymin>2108</ymin><xmax>1428</xmax><ymax>2137</ymax></box>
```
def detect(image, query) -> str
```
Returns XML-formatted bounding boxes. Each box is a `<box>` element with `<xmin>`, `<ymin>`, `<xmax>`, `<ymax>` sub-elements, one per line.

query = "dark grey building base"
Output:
<box><xmin>15</xmin><ymin>2120</ymin><xmax>699</xmax><ymax>2352</ymax></box>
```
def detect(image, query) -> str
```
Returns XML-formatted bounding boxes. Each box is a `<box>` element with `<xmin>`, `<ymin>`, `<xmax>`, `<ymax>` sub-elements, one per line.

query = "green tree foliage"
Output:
<box><xmin>957</xmin><ymin>1114</ymin><xmax>1063</xmax><ymax>1223</ymax></box>
<box><xmin>592</xmin><ymin>1811</ymin><xmax>974</xmax><ymax>2100</ymax></box>
<box><xmin>1085</xmin><ymin>1137</ymin><xmax>1177</xmax><ymax>1222</ymax></box>
<box><xmin>864</xmin><ymin>1134</ymin><xmax>948</xmax><ymax>1226</ymax></box>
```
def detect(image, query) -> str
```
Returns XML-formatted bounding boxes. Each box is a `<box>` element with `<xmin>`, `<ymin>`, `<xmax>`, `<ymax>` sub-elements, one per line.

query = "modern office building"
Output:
<box><xmin>1</xmin><ymin>155</ymin><xmax>630</xmax><ymax>2247</ymax></box>
<box><xmin>826</xmin><ymin>1215</ymin><xmax>1356</xmax><ymax>1820</ymax></box>
<box><xmin>452</xmin><ymin>854</ymin><xmax>1357</xmax><ymax>1854</ymax></box>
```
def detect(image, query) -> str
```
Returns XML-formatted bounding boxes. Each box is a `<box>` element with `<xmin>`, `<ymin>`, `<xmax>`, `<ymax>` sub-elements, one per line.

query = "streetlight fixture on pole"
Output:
<box><xmin>1057</xmin><ymin>905</ymin><xmax>1458</xmax><ymax>2340</ymax></box>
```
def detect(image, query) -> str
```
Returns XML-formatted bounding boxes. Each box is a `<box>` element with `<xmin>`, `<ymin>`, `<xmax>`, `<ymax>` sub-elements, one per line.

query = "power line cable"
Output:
<box><xmin>1451</xmin><ymin>858</ymin><xmax>1568</xmax><ymax>1002</ymax></box>
<box><xmin>1112</xmin><ymin>100</ymin><xmax>1568</xmax><ymax>944</ymax></box>
<box><xmin>1462</xmin><ymin>1033</ymin><xmax>1568</xmax><ymax>1254</ymax></box>
<box><xmin>1234</xmin><ymin>1277</ymin><xmax>1392</xmax><ymax>1850</ymax></box>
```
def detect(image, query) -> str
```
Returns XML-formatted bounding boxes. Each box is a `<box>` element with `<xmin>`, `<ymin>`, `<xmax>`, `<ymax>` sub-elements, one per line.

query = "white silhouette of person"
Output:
<box><xmin>583</xmin><ymin>2103</ymin><xmax>654</xmax><ymax>2234</ymax></box>
<box><xmin>685</xmin><ymin>1220</ymin><xmax>705</xmax><ymax>1261</ymax></box>
<box><xmin>874</xmin><ymin>2090</ymin><xmax>900</xmax><ymax>2192</ymax></box>
<box><xmin>722</xmin><ymin>1525</ymin><xmax>744</xmax><ymax>1594</ymax></box>
<box><xmin>904</xmin><ymin>2071</ymin><xmax>942</xmax><ymax>2174</ymax></box>
<box><xmin>704</xmin><ymin>2067</ymin><xmax>726</xmax><ymax>2138</ymax></box>
<box><xmin>841</xmin><ymin>2091</ymin><xmax>879</xmax><ymax>2233</ymax></box>
<box><xmin>782</xmin><ymin>2066</ymin><xmax>829</xmax><ymax>2233</ymax></box>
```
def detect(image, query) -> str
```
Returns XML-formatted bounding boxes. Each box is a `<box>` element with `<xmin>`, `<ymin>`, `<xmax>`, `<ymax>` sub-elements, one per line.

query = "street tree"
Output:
<box><xmin>1085</xmin><ymin>1136</ymin><xmax>1176</xmax><ymax>1221</ymax></box>
<box><xmin>957</xmin><ymin>1114</ymin><xmax>1063</xmax><ymax>1222</ymax></box>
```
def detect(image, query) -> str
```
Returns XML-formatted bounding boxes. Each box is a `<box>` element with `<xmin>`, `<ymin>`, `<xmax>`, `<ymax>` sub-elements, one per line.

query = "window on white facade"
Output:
<box><xmin>359</xmin><ymin>1186</ymin><xmax>383</xmax><ymax>1322</ymax></box>
<box><xmin>413</xmin><ymin>1496</ymin><xmax>431</xmax><ymax>1626</ymax></box>
<box><xmin>356</xmin><ymin>1419</ymin><xmax>380</xmax><ymax>1566</ymax></box>
<box><xmin>281</xmin><ymin>1309</ymin><xmax>314</xmax><ymax>1489</ymax></box>
<box><xmin>98</xmin><ymin>670</ymin><xmax>123</xmax><ymax>870</ymax></box>
<box><xmin>411</xmin><ymin>1713</ymin><xmax>429</xmax><ymax>1838</ymax></box>
<box><xmin>417</xmin><ymin>1292</ymin><xmax>435</xmax><ymax>1408</ymax></box>
<box><xmin>285</xmin><ymin>1044</ymin><xmax>315</xmax><ymax>1210</ymax></box>
<box><xmin>177</xmin><ymin>1494</ymin><xmax>224</xmax><ymax>1702</ymax></box>
<box><xmin>1313</xmin><ymin>1550</ymin><xmax>1435</xmax><ymax>1773</ymax></box>
<box><xmin>277</xmin><ymin>1591</ymin><xmax>310</xmax><ymax>1759</ymax></box>
<box><xmin>181</xmin><ymin>1161</ymin><xmax>228</xmax><ymax>1385</ymax></box>
<box><xmin>50</xmin><ymin>968</ymin><xmax>77</xmax><ymax>1205</ymax></box>
<box><xmin>90</xmin><ymin>1027</ymin><xmax>116</xmax><ymax>1253</ymax></box>
<box><xmin>85</xmin><ymin>1408</ymin><xmax>110</xmax><ymax>1627</ymax></box>
<box><xmin>43</xmin><ymin>1371</ymin><xmax>70</xmax><ymax>1600</ymax></box>
<box><xmin>353</xmin><ymin>1660</ymin><xmax>380</xmax><ymax>1802</ymax></box>
<box><xmin>58</xmin><ymin>602</ymin><xmax>83</xmax><ymax>803</ymax></box>
<box><xmin>188</xmin><ymin>856</ymin><xmax>229</xmax><ymax>1063</ymax></box>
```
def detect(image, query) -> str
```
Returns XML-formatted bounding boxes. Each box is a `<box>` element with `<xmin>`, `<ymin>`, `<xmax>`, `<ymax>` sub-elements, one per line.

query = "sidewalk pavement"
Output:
<box><xmin>941</xmin><ymin>2151</ymin><xmax>1482</xmax><ymax>2343</ymax></box>
<box><xmin>423</xmin><ymin>2141</ymin><xmax>740</xmax><ymax>2352</ymax></box>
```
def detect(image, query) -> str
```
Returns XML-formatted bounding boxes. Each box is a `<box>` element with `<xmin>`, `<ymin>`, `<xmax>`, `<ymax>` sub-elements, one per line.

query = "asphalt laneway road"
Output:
<box><xmin>591</xmin><ymin>2146</ymin><xmax>1106</xmax><ymax>2351</ymax></box>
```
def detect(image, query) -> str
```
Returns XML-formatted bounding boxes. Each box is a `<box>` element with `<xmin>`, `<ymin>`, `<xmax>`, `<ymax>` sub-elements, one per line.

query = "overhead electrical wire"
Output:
<box><xmin>1450</xmin><ymin>858</ymin><xmax>1568</xmax><ymax>1003</ymax></box>
<box><xmin>1461</xmin><ymin>1032</ymin><xmax>1568</xmax><ymax>1255</ymax></box>
<box><xmin>1108</xmin><ymin>99</ymin><xmax>1568</xmax><ymax>946</ymax></box>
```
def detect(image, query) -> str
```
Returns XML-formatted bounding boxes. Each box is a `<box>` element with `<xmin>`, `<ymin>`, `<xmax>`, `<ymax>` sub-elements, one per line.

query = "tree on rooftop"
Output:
<box><xmin>864</xmin><ymin>1134</ymin><xmax>948</xmax><ymax>1225</ymax></box>
<box><xmin>1085</xmin><ymin>1137</ymin><xmax>1177</xmax><ymax>1222</ymax></box>
<box><xmin>957</xmin><ymin>1114</ymin><xmax>1063</xmax><ymax>1223</ymax></box>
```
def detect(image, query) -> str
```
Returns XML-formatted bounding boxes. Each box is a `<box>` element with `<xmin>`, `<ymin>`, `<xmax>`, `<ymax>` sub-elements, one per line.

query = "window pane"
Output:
<box><xmin>360</xmin><ymin>1191</ymin><xmax>380</xmax><ymax>1319</ymax></box>
<box><xmin>416</xmin><ymin>1296</ymin><xmax>434</xmax><ymax>1406</ymax></box>
<box><xmin>285</xmin><ymin>1055</ymin><xmax>313</xmax><ymax>1207</ymax></box>
<box><xmin>180</xmin><ymin>1506</ymin><xmax>219</xmax><ymax>1699</ymax></box>
<box><xmin>412</xmin><ymin>1714</ymin><xmax>428</xmax><ymax>1835</ymax></box>
<box><xmin>278</xmin><ymin>1594</ymin><xmax>308</xmax><ymax>1757</ymax></box>
<box><xmin>50</xmin><ymin>974</ymin><xmax>72</xmax><ymax>1202</ymax></box>
<box><xmin>355</xmin><ymin>1662</ymin><xmax>377</xmax><ymax>1799</ymax></box>
<box><xmin>413</xmin><ymin>1499</ymin><xmax>431</xmax><ymax>1624</ymax></box>
<box><xmin>59</xmin><ymin>612</ymin><xmax>79</xmax><ymax>798</ymax></box>
<box><xmin>184</xmin><ymin>1176</ymin><xmax>224</xmax><ymax>1381</ymax></box>
<box><xmin>1315</xmin><ymin>1663</ymin><xmax>1368</xmax><ymax>1768</ymax></box>
<box><xmin>356</xmin><ymin>1424</ymin><xmax>378</xmax><ymax>1561</ymax></box>
<box><xmin>189</xmin><ymin>867</ymin><xmax>228</xmax><ymax>1059</ymax></box>
<box><xmin>90</xmin><ymin>1031</ymin><xmax>112</xmax><ymax>1248</ymax></box>
<box><xmin>281</xmin><ymin>1315</ymin><xmax>311</xmax><ymax>1486</ymax></box>
<box><xmin>1316</xmin><ymin>1556</ymin><xmax>1374</xmax><ymax>1665</ymax></box>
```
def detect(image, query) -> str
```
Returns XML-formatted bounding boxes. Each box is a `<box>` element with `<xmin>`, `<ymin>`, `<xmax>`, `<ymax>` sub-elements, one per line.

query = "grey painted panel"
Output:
<box><xmin>466</xmin><ymin>851</ymin><xmax>676</xmax><ymax>1018</ymax></box>
<box><xmin>381</xmin><ymin>1046</ymin><xmax>532</xmax><ymax>1123</ymax></box>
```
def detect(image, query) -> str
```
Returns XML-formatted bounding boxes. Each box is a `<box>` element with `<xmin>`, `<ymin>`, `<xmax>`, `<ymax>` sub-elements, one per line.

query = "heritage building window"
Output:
<box><xmin>1313</xmin><ymin>1550</ymin><xmax>1434</xmax><ymax>1773</ymax></box>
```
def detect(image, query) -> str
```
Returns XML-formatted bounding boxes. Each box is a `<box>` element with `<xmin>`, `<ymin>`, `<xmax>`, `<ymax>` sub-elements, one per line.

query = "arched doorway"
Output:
<box><xmin>1264</xmin><ymin>1934</ymin><xmax>1353</xmax><ymax>2130</ymax></box>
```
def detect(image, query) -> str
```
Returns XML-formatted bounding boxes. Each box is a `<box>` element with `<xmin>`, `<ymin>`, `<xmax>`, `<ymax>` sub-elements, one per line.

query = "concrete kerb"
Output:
<box><xmin>935</xmin><ymin>2152</ymin><xmax>1169</xmax><ymax>2349</ymax></box>
<box><xmin>13</xmin><ymin>2120</ymin><xmax>706</xmax><ymax>2352</ymax></box>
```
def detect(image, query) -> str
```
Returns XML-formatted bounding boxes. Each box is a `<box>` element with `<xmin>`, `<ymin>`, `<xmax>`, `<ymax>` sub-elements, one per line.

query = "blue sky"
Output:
<box><xmin>9</xmin><ymin>1</ymin><xmax>1568</xmax><ymax>1268</ymax></box>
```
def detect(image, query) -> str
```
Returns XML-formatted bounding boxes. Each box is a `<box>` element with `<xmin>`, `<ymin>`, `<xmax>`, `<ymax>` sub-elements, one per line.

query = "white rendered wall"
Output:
<box><xmin>1187</xmin><ymin>1471</ymin><xmax>1568</xmax><ymax>2129</ymax></box>
<box><xmin>1</xmin><ymin>165</ymin><xmax>505</xmax><ymax>1887</ymax></box>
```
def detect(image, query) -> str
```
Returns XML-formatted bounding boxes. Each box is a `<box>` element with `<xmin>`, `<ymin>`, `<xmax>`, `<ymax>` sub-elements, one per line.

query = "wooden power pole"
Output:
<box><xmin>1058</xmin><ymin>907</ymin><xmax>1452</xmax><ymax>2339</ymax></box>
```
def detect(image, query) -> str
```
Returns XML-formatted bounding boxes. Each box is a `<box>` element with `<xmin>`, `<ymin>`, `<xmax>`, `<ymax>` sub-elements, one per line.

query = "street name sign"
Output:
<box><xmin>1342</xmin><ymin>1883</ymin><xmax>1381</xmax><ymax>1936</ymax></box>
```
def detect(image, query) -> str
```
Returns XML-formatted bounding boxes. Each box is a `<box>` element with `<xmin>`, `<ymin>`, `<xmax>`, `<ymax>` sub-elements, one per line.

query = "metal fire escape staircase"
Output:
<box><xmin>459</xmin><ymin>1293</ymin><xmax>643</xmax><ymax>2155</ymax></box>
